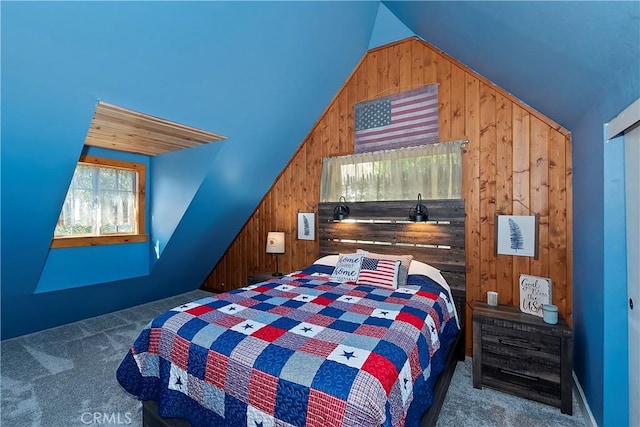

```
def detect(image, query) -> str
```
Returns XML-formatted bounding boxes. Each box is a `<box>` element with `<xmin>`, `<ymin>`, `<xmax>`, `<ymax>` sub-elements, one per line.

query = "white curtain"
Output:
<box><xmin>320</xmin><ymin>140</ymin><xmax>465</xmax><ymax>202</ymax></box>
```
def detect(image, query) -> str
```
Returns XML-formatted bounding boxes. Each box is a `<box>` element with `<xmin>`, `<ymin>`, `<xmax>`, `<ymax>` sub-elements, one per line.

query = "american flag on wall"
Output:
<box><xmin>354</xmin><ymin>84</ymin><xmax>438</xmax><ymax>153</ymax></box>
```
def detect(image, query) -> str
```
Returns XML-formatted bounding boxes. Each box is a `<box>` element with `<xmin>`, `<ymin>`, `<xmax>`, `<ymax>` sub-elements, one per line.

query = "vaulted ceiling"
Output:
<box><xmin>2</xmin><ymin>5</ymin><xmax>639</xmax><ymax>426</ymax></box>
<box><xmin>1</xmin><ymin>0</ymin><xmax>638</xmax><ymax>340</ymax></box>
<box><xmin>385</xmin><ymin>1</ymin><xmax>639</xmax><ymax>131</ymax></box>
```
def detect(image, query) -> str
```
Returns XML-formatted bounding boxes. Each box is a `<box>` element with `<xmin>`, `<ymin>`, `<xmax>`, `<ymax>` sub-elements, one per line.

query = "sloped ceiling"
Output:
<box><xmin>0</xmin><ymin>1</ymin><xmax>379</xmax><ymax>338</ymax></box>
<box><xmin>1</xmin><ymin>1</ymin><xmax>639</xmax><ymax>341</ymax></box>
<box><xmin>383</xmin><ymin>1</ymin><xmax>640</xmax><ymax>130</ymax></box>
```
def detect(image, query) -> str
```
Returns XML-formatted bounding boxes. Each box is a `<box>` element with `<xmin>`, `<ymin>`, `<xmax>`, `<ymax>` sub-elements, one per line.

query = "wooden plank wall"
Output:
<box><xmin>202</xmin><ymin>37</ymin><xmax>573</xmax><ymax>353</ymax></box>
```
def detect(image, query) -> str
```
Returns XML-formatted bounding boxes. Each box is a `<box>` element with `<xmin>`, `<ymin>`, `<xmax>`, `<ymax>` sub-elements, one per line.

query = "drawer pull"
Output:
<box><xmin>500</xmin><ymin>368</ymin><xmax>539</xmax><ymax>382</ymax></box>
<box><xmin>499</xmin><ymin>338</ymin><xmax>540</xmax><ymax>351</ymax></box>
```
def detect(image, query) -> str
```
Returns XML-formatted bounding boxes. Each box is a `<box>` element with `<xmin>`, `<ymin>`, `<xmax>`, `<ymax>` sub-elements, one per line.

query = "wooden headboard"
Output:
<box><xmin>318</xmin><ymin>199</ymin><xmax>466</xmax><ymax>325</ymax></box>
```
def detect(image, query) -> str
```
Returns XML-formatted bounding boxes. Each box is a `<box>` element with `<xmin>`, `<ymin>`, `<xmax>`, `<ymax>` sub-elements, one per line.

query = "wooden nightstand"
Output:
<box><xmin>247</xmin><ymin>272</ymin><xmax>282</xmax><ymax>285</ymax></box>
<box><xmin>472</xmin><ymin>302</ymin><xmax>573</xmax><ymax>415</ymax></box>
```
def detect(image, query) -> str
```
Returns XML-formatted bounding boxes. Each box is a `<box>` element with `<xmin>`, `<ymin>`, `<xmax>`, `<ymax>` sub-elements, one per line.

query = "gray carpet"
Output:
<box><xmin>436</xmin><ymin>358</ymin><xmax>585</xmax><ymax>427</ymax></box>
<box><xmin>1</xmin><ymin>290</ymin><xmax>587</xmax><ymax>427</ymax></box>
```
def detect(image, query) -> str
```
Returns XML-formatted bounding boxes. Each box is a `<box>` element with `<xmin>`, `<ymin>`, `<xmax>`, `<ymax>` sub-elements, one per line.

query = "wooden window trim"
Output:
<box><xmin>51</xmin><ymin>234</ymin><xmax>148</xmax><ymax>248</ymax></box>
<box><xmin>51</xmin><ymin>155</ymin><xmax>147</xmax><ymax>248</ymax></box>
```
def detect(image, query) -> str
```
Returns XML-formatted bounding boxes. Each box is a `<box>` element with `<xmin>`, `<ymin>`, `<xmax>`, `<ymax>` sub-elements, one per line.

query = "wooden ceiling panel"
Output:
<box><xmin>85</xmin><ymin>102</ymin><xmax>226</xmax><ymax>156</ymax></box>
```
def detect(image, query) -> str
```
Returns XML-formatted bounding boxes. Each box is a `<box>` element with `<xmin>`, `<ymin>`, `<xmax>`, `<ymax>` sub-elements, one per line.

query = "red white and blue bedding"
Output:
<box><xmin>116</xmin><ymin>264</ymin><xmax>459</xmax><ymax>427</ymax></box>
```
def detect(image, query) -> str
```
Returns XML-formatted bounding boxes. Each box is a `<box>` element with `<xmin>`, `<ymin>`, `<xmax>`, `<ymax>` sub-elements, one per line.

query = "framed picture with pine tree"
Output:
<box><xmin>297</xmin><ymin>212</ymin><xmax>315</xmax><ymax>241</ymax></box>
<box><xmin>495</xmin><ymin>214</ymin><xmax>539</xmax><ymax>259</ymax></box>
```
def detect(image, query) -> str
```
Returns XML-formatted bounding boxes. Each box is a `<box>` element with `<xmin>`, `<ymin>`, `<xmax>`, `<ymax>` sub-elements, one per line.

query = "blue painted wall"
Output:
<box><xmin>1</xmin><ymin>1</ymin><xmax>379</xmax><ymax>339</ymax></box>
<box><xmin>368</xmin><ymin>2</ymin><xmax>414</xmax><ymax>49</ymax></box>
<box><xmin>572</xmin><ymin>64</ymin><xmax>639</xmax><ymax>425</ymax></box>
<box><xmin>36</xmin><ymin>146</ymin><xmax>152</xmax><ymax>294</ymax></box>
<box><xmin>150</xmin><ymin>142</ymin><xmax>224</xmax><ymax>261</ymax></box>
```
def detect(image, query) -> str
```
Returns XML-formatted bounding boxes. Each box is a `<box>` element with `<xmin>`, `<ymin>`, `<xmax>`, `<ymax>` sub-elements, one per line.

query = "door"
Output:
<box><xmin>626</xmin><ymin>123</ymin><xmax>640</xmax><ymax>427</ymax></box>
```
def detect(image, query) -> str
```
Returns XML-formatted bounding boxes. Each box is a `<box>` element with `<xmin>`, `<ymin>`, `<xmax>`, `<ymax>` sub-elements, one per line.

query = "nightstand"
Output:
<box><xmin>247</xmin><ymin>272</ymin><xmax>282</xmax><ymax>285</ymax></box>
<box><xmin>472</xmin><ymin>302</ymin><xmax>573</xmax><ymax>415</ymax></box>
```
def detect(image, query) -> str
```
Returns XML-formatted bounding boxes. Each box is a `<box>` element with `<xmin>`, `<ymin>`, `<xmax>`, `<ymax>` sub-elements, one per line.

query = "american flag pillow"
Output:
<box><xmin>356</xmin><ymin>257</ymin><xmax>401</xmax><ymax>289</ymax></box>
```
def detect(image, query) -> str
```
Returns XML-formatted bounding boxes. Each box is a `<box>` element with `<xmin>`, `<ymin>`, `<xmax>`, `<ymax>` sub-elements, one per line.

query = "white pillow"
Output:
<box><xmin>408</xmin><ymin>260</ymin><xmax>459</xmax><ymax>328</ymax></box>
<box><xmin>408</xmin><ymin>260</ymin><xmax>442</xmax><ymax>279</ymax></box>
<box><xmin>329</xmin><ymin>253</ymin><xmax>365</xmax><ymax>283</ymax></box>
<box><xmin>313</xmin><ymin>254</ymin><xmax>340</xmax><ymax>267</ymax></box>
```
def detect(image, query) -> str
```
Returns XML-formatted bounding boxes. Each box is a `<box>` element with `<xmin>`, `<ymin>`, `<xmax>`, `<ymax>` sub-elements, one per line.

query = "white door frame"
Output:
<box><xmin>608</xmin><ymin>98</ymin><xmax>640</xmax><ymax>427</ymax></box>
<box><xmin>607</xmin><ymin>99</ymin><xmax>640</xmax><ymax>140</ymax></box>
<box><xmin>625</xmin><ymin>124</ymin><xmax>639</xmax><ymax>427</ymax></box>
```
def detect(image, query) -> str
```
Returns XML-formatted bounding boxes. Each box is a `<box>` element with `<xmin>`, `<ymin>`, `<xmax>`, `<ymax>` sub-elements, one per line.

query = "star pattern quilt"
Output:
<box><xmin>117</xmin><ymin>264</ymin><xmax>459</xmax><ymax>427</ymax></box>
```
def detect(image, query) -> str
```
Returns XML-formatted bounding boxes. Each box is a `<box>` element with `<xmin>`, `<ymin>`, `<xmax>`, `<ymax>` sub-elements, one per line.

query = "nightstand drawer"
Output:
<box><xmin>481</xmin><ymin>324</ymin><xmax>561</xmax><ymax>369</ymax></box>
<box><xmin>481</xmin><ymin>349</ymin><xmax>560</xmax><ymax>383</ymax></box>
<box><xmin>481</xmin><ymin>322</ymin><xmax>560</xmax><ymax>351</ymax></box>
<box><xmin>482</xmin><ymin>365</ymin><xmax>562</xmax><ymax>407</ymax></box>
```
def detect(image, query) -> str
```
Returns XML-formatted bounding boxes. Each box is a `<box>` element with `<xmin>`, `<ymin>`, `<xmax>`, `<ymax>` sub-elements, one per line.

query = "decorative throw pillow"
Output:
<box><xmin>356</xmin><ymin>250</ymin><xmax>413</xmax><ymax>287</ymax></box>
<box><xmin>329</xmin><ymin>253</ymin><xmax>365</xmax><ymax>283</ymax></box>
<box><xmin>356</xmin><ymin>257</ymin><xmax>401</xmax><ymax>290</ymax></box>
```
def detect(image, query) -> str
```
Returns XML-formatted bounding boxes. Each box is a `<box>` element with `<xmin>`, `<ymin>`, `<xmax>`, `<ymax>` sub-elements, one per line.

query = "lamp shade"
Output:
<box><xmin>266</xmin><ymin>232</ymin><xmax>285</xmax><ymax>254</ymax></box>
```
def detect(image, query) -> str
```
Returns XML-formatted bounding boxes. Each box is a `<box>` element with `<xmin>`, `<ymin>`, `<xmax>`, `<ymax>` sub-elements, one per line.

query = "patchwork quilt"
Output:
<box><xmin>116</xmin><ymin>265</ymin><xmax>459</xmax><ymax>427</ymax></box>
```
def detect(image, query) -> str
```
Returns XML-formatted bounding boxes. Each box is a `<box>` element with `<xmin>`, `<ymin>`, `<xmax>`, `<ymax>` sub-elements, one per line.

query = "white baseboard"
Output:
<box><xmin>573</xmin><ymin>371</ymin><xmax>598</xmax><ymax>427</ymax></box>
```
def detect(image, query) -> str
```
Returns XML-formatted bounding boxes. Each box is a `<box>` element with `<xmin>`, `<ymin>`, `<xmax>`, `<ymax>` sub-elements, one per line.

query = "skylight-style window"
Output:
<box><xmin>51</xmin><ymin>155</ymin><xmax>147</xmax><ymax>248</ymax></box>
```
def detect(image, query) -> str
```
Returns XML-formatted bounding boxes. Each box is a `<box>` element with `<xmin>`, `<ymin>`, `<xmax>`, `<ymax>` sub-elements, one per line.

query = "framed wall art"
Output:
<box><xmin>495</xmin><ymin>214</ymin><xmax>539</xmax><ymax>259</ymax></box>
<box><xmin>297</xmin><ymin>212</ymin><xmax>315</xmax><ymax>240</ymax></box>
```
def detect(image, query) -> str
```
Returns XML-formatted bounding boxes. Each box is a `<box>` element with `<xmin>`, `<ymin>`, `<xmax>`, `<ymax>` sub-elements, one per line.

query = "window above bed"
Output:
<box><xmin>320</xmin><ymin>140</ymin><xmax>465</xmax><ymax>202</ymax></box>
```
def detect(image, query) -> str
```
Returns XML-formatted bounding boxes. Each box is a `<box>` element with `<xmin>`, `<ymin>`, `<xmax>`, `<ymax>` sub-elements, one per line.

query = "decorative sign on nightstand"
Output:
<box><xmin>519</xmin><ymin>274</ymin><xmax>552</xmax><ymax>317</ymax></box>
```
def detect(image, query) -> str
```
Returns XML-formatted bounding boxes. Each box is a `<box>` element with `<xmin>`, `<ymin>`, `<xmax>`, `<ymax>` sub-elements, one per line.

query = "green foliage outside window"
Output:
<box><xmin>55</xmin><ymin>163</ymin><xmax>138</xmax><ymax>237</ymax></box>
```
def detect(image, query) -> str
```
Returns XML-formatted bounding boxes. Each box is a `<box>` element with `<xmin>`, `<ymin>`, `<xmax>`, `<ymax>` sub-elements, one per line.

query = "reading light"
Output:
<box><xmin>265</xmin><ymin>232</ymin><xmax>285</xmax><ymax>276</ymax></box>
<box><xmin>333</xmin><ymin>196</ymin><xmax>350</xmax><ymax>221</ymax></box>
<box><xmin>409</xmin><ymin>193</ymin><xmax>428</xmax><ymax>222</ymax></box>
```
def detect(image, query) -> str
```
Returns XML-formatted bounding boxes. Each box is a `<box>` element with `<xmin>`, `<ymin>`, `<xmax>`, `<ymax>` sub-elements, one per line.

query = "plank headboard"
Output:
<box><xmin>317</xmin><ymin>199</ymin><xmax>466</xmax><ymax>326</ymax></box>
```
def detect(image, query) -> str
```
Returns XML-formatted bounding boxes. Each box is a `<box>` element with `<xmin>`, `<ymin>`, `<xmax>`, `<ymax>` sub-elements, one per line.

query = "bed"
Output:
<box><xmin>117</xmin><ymin>199</ymin><xmax>466</xmax><ymax>427</ymax></box>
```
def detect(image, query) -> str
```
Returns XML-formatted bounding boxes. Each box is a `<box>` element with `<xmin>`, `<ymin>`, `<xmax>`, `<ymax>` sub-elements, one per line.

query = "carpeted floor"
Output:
<box><xmin>436</xmin><ymin>357</ymin><xmax>585</xmax><ymax>427</ymax></box>
<box><xmin>1</xmin><ymin>289</ymin><xmax>587</xmax><ymax>427</ymax></box>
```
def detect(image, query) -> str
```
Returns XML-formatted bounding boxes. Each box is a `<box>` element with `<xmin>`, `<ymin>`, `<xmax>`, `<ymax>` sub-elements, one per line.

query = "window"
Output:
<box><xmin>320</xmin><ymin>140</ymin><xmax>465</xmax><ymax>202</ymax></box>
<box><xmin>51</xmin><ymin>155</ymin><xmax>147</xmax><ymax>248</ymax></box>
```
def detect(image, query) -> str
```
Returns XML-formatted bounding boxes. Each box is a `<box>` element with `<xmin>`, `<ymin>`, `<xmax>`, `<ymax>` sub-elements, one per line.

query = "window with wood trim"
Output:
<box><xmin>51</xmin><ymin>155</ymin><xmax>147</xmax><ymax>248</ymax></box>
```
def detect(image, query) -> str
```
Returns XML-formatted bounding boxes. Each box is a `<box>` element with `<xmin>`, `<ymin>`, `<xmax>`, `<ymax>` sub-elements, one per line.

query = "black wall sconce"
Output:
<box><xmin>333</xmin><ymin>196</ymin><xmax>350</xmax><ymax>220</ymax></box>
<box><xmin>409</xmin><ymin>193</ymin><xmax>428</xmax><ymax>222</ymax></box>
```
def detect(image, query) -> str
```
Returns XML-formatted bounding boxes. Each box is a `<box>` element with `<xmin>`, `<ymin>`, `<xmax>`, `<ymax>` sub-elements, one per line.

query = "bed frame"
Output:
<box><xmin>317</xmin><ymin>199</ymin><xmax>466</xmax><ymax>427</ymax></box>
<box><xmin>142</xmin><ymin>199</ymin><xmax>466</xmax><ymax>427</ymax></box>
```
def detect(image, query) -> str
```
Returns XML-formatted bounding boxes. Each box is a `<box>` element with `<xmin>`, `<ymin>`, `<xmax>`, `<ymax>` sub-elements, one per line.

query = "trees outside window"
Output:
<box><xmin>52</xmin><ymin>155</ymin><xmax>147</xmax><ymax>248</ymax></box>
